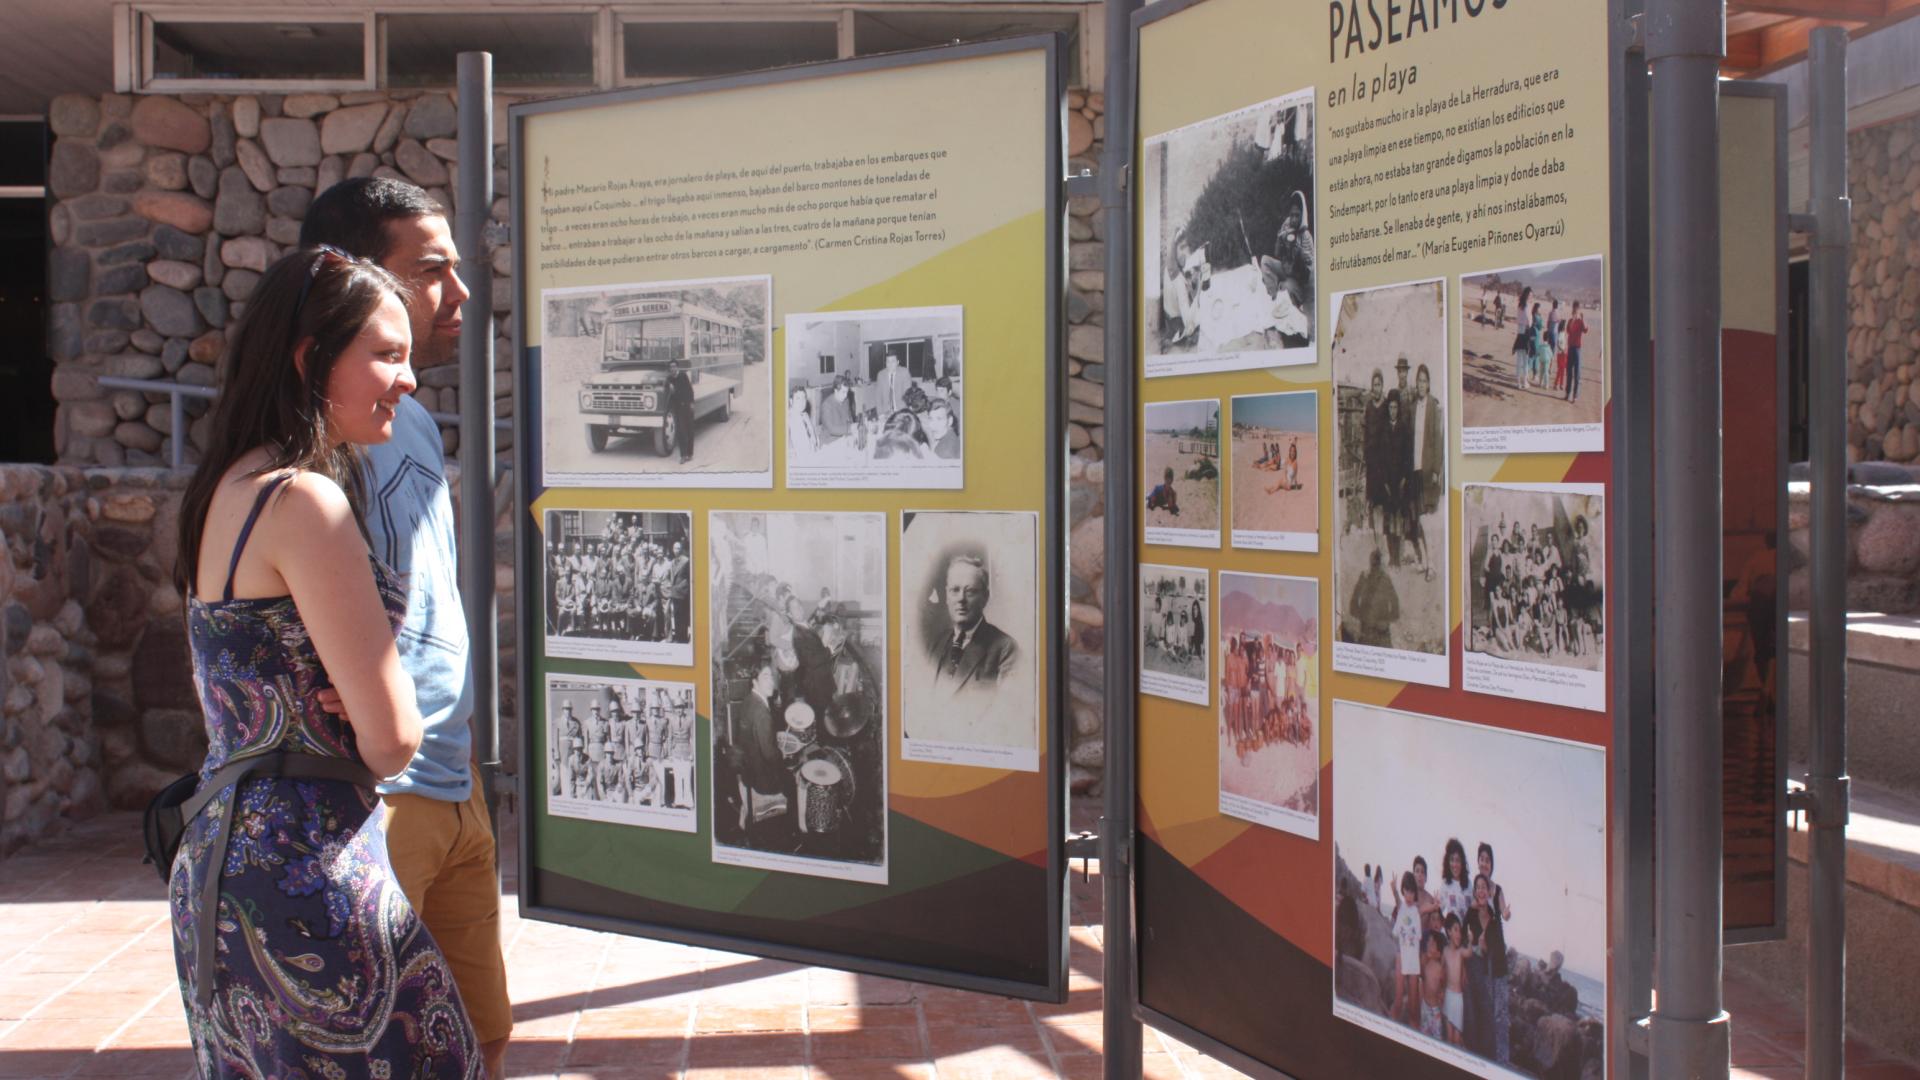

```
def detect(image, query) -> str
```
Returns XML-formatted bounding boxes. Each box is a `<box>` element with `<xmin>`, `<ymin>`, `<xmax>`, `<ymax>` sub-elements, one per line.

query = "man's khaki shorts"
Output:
<box><xmin>385</xmin><ymin>766</ymin><xmax>513</xmax><ymax>1044</ymax></box>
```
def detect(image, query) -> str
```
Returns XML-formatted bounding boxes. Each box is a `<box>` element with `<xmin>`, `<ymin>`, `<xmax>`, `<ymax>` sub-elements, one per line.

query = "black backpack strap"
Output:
<box><xmin>190</xmin><ymin>751</ymin><xmax>380</xmax><ymax>1008</ymax></box>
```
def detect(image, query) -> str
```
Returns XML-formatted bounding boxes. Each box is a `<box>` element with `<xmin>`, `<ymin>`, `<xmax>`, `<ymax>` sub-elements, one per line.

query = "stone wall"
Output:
<box><xmin>45</xmin><ymin>88</ymin><xmax>516</xmax><ymax>467</ymax></box>
<box><xmin>1847</xmin><ymin>113</ymin><xmax>1920</xmax><ymax>463</ymax></box>
<box><xmin>1785</xmin><ymin>460</ymin><xmax>1920</xmax><ymax>614</ymax></box>
<box><xmin>1</xmin><ymin>466</ymin><xmax>109</xmax><ymax>854</ymax></box>
<box><xmin>1064</xmin><ymin>90</ymin><xmax>1109</xmax><ymax>793</ymax></box>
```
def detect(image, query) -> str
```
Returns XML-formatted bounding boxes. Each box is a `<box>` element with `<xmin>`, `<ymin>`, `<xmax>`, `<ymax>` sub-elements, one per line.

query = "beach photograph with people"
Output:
<box><xmin>1329</xmin><ymin>278</ymin><xmax>1451</xmax><ymax>687</ymax></box>
<box><xmin>1231</xmin><ymin>390</ymin><xmax>1319</xmax><ymax>551</ymax></box>
<box><xmin>784</xmin><ymin>305</ymin><xmax>964</xmax><ymax>490</ymax></box>
<box><xmin>1459</xmin><ymin>256</ymin><xmax>1605</xmax><ymax>454</ymax></box>
<box><xmin>1140</xmin><ymin>563</ymin><xmax>1210</xmax><ymax>706</ymax></box>
<box><xmin>543</xmin><ymin>508</ymin><xmax>693</xmax><ymax>667</ymax></box>
<box><xmin>1218</xmin><ymin>571</ymin><xmax>1319</xmax><ymax>838</ymax></box>
<box><xmin>1142</xmin><ymin>86</ymin><xmax>1317</xmax><ymax>378</ymax></box>
<box><xmin>541</xmin><ymin>275</ymin><xmax>772</xmax><ymax>488</ymax></box>
<box><xmin>1462</xmin><ymin>484</ymin><xmax>1608</xmax><ymax>712</ymax></box>
<box><xmin>899</xmin><ymin>510</ymin><xmax>1041</xmax><ymax>772</ymax></box>
<box><xmin>1143</xmin><ymin>398</ymin><xmax>1223</xmax><ymax>548</ymax></box>
<box><xmin>707</xmin><ymin>510</ymin><xmax>888</xmax><ymax>885</ymax></box>
<box><xmin>545</xmin><ymin>675</ymin><xmax>698</xmax><ymax>833</ymax></box>
<box><xmin>1331</xmin><ymin>701</ymin><xmax>1606</xmax><ymax>1080</ymax></box>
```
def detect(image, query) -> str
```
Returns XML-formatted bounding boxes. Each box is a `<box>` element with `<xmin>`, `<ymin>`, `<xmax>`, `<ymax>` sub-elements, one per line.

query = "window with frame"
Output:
<box><xmin>621</xmin><ymin>18</ymin><xmax>841</xmax><ymax>82</ymax></box>
<box><xmin>145</xmin><ymin>15</ymin><xmax>371</xmax><ymax>87</ymax></box>
<box><xmin>384</xmin><ymin>13</ymin><xmax>596</xmax><ymax>88</ymax></box>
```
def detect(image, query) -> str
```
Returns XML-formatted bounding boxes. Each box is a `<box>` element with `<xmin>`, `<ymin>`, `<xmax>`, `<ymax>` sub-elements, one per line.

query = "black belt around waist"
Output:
<box><xmin>184</xmin><ymin>751</ymin><xmax>380</xmax><ymax>1008</ymax></box>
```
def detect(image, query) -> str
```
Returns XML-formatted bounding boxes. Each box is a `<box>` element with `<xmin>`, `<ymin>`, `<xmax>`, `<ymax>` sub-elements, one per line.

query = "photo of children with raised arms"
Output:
<box><xmin>1231</xmin><ymin>390</ymin><xmax>1319</xmax><ymax>552</ymax></box>
<box><xmin>1332</xmin><ymin>701</ymin><xmax>1606</xmax><ymax>1080</ymax></box>
<box><xmin>1463</xmin><ymin>484</ymin><xmax>1607</xmax><ymax>711</ymax></box>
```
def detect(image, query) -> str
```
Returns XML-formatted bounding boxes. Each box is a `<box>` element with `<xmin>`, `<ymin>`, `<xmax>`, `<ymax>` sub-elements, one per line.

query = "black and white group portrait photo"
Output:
<box><xmin>1140</xmin><ymin>563</ymin><xmax>1209</xmax><ymax>706</ymax></box>
<box><xmin>1462</xmin><ymin>484</ymin><xmax>1607</xmax><ymax>711</ymax></box>
<box><xmin>541</xmin><ymin>275</ymin><xmax>772</xmax><ymax>488</ymax></box>
<box><xmin>1143</xmin><ymin>87</ymin><xmax>1317</xmax><ymax>378</ymax></box>
<box><xmin>1330</xmin><ymin>277</ymin><xmax>1451</xmax><ymax>687</ymax></box>
<box><xmin>545</xmin><ymin>675</ymin><xmax>697</xmax><ymax>833</ymax></box>
<box><xmin>784</xmin><ymin>306</ymin><xmax>964</xmax><ymax>490</ymax></box>
<box><xmin>1332</xmin><ymin>701</ymin><xmax>1606</xmax><ymax>1080</ymax></box>
<box><xmin>708</xmin><ymin>511</ymin><xmax>888</xmax><ymax>884</ymax></box>
<box><xmin>1459</xmin><ymin>256</ymin><xmax>1605</xmax><ymax>454</ymax></box>
<box><xmin>900</xmin><ymin>511</ymin><xmax>1040</xmax><ymax>772</ymax></box>
<box><xmin>1218</xmin><ymin>571</ymin><xmax>1319</xmax><ymax>839</ymax></box>
<box><xmin>1143</xmin><ymin>399</ymin><xmax>1222</xmax><ymax>548</ymax></box>
<box><xmin>544</xmin><ymin>508</ymin><xmax>692</xmax><ymax>667</ymax></box>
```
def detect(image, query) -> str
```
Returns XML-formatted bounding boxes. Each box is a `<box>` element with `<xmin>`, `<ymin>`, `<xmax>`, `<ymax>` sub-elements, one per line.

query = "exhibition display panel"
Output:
<box><xmin>1131</xmin><ymin>1</ymin><xmax>1625</xmax><ymax>1076</ymax></box>
<box><xmin>509</xmin><ymin>37</ymin><xmax>1071</xmax><ymax>1000</ymax></box>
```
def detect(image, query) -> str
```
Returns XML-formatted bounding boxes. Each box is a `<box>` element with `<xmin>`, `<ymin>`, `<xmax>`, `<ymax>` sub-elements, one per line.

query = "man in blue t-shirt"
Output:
<box><xmin>302</xmin><ymin>178</ymin><xmax>510</xmax><ymax>1075</ymax></box>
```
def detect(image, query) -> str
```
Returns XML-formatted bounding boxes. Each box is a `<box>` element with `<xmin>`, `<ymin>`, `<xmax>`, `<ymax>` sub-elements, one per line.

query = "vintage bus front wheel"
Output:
<box><xmin>586</xmin><ymin>424</ymin><xmax>609</xmax><ymax>452</ymax></box>
<box><xmin>654</xmin><ymin>413</ymin><xmax>678</xmax><ymax>457</ymax></box>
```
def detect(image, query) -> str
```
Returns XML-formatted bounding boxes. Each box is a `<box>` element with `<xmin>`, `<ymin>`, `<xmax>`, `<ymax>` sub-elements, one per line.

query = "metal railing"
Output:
<box><xmin>94</xmin><ymin>375</ymin><xmax>510</xmax><ymax>470</ymax></box>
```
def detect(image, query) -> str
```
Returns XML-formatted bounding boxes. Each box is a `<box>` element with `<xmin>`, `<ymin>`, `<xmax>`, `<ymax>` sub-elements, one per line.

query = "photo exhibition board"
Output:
<box><xmin>510</xmin><ymin>38</ymin><xmax>1068</xmax><ymax>999</ymax></box>
<box><xmin>1133</xmin><ymin>1</ymin><xmax>1623</xmax><ymax>1077</ymax></box>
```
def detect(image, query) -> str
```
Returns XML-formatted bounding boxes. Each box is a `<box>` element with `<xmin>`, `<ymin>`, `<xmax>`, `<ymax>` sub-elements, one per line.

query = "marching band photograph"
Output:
<box><xmin>543</xmin><ymin>509</ymin><xmax>693</xmax><ymax>667</ymax></box>
<box><xmin>546</xmin><ymin>675</ymin><xmax>697</xmax><ymax>833</ymax></box>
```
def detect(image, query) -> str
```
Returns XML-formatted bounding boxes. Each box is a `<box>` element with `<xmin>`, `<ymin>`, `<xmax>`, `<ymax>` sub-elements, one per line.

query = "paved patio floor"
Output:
<box><xmin>0</xmin><ymin>809</ymin><xmax>1911</xmax><ymax>1079</ymax></box>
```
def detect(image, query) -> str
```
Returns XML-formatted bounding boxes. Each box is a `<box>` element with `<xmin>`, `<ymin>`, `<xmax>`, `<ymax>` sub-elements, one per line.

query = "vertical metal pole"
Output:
<box><xmin>1100</xmin><ymin>0</ymin><xmax>1142</xmax><ymax>1077</ymax></box>
<box><xmin>170</xmin><ymin>392</ymin><xmax>186</xmax><ymax>470</ymax></box>
<box><xmin>1803</xmin><ymin>27</ymin><xmax>1850</xmax><ymax>1080</ymax></box>
<box><xmin>456</xmin><ymin>52</ymin><xmax>501</xmax><ymax>835</ymax></box>
<box><xmin>1646</xmin><ymin>2</ymin><xmax>1730</xmax><ymax>1078</ymax></box>
<box><xmin>1610</xmin><ymin>3</ymin><xmax>1654</xmax><ymax>1076</ymax></box>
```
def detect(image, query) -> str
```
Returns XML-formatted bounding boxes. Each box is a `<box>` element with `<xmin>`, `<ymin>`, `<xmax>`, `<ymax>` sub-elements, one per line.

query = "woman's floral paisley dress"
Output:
<box><xmin>168</xmin><ymin>475</ymin><xmax>480</xmax><ymax>1079</ymax></box>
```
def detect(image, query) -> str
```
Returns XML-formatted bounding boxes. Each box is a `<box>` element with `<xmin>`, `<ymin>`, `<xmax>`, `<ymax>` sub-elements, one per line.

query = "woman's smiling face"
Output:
<box><xmin>321</xmin><ymin>292</ymin><xmax>415</xmax><ymax>446</ymax></box>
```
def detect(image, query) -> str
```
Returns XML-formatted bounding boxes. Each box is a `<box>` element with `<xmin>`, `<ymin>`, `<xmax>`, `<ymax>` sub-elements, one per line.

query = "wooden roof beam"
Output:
<box><xmin>1730</xmin><ymin>0</ymin><xmax>1883</xmax><ymax>19</ymax></box>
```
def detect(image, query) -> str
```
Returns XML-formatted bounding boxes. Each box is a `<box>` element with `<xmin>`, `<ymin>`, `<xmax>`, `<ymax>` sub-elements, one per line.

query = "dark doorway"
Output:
<box><xmin>0</xmin><ymin>119</ymin><xmax>52</xmax><ymax>464</ymax></box>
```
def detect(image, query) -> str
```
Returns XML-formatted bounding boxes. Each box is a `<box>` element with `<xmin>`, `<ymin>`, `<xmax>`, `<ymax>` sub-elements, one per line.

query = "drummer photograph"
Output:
<box><xmin>784</xmin><ymin>305</ymin><xmax>964</xmax><ymax>490</ymax></box>
<box><xmin>900</xmin><ymin>511</ymin><xmax>1041</xmax><ymax>772</ymax></box>
<box><xmin>543</xmin><ymin>508</ymin><xmax>693</xmax><ymax>666</ymax></box>
<box><xmin>708</xmin><ymin>510</ymin><xmax>888</xmax><ymax>885</ymax></box>
<box><xmin>544</xmin><ymin>675</ymin><xmax>697</xmax><ymax>833</ymax></box>
<box><xmin>1143</xmin><ymin>86</ymin><xmax>1316</xmax><ymax>378</ymax></box>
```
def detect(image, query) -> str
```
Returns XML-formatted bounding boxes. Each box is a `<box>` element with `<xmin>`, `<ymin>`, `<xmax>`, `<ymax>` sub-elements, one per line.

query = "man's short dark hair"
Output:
<box><xmin>300</xmin><ymin>177</ymin><xmax>444</xmax><ymax>263</ymax></box>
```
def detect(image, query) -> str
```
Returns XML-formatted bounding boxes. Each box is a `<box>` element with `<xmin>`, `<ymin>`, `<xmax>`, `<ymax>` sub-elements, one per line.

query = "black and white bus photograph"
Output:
<box><xmin>541</xmin><ymin>276</ymin><xmax>773</xmax><ymax>488</ymax></box>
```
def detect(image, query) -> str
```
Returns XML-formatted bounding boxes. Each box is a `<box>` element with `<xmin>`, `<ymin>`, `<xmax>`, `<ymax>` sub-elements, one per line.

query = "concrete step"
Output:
<box><xmin>1786</xmin><ymin>613</ymin><xmax>1920</xmax><ymax>798</ymax></box>
<box><xmin>1728</xmin><ymin>770</ymin><xmax>1920</xmax><ymax>1065</ymax></box>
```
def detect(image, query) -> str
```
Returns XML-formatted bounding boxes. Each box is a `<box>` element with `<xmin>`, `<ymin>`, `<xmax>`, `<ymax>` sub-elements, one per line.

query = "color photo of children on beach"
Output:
<box><xmin>1230</xmin><ymin>391</ymin><xmax>1319</xmax><ymax>552</ymax></box>
<box><xmin>1330</xmin><ymin>278</ymin><xmax>1451</xmax><ymax>687</ymax></box>
<box><xmin>1459</xmin><ymin>255</ymin><xmax>1604</xmax><ymax>454</ymax></box>
<box><xmin>1218</xmin><ymin>571</ymin><xmax>1319</xmax><ymax>838</ymax></box>
<box><xmin>1332</xmin><ymin>701</ymin><xmax>1606</xmax><ymax>1080</ymax></box>
<box><xmin>1144</xmin><ymin>399</ymin><xmax>1222</xmax><ymax>548</ymax></box>
<box><xmin>1140</xmin><ymin>564</ymin><xmax>1209</xmax><ymax>706</ymax></box>
<box><xmin>1142</xmin><ymin>87</ymin><xmax>1317</xmax><ymax>378</ymax></box>
<box><xmin>1462</xmin><ymin>484</ymin><xmax>1607</xmax><ymax>712</ymax></box>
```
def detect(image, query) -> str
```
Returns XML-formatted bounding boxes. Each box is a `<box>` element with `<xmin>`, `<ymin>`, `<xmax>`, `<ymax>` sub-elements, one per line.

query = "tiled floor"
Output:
<box><xmin>0</xmin><ymin>809</ymin><xmax>1910</xmax><ymax>1079</ymax></box>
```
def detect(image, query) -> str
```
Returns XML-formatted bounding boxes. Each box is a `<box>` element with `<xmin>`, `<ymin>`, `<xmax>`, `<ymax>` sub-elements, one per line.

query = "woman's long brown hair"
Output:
<box><xmin>175</xmin><ymin>247</ymin><xmax>409</xmax><ymax>598</ymax></box>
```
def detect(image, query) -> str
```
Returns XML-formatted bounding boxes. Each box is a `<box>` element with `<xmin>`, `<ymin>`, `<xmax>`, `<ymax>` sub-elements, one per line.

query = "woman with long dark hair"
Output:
<box><xmin>169</xmin><ymin>246</ymin><xmax>480</xmax><ymax>1077</ymax></box>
